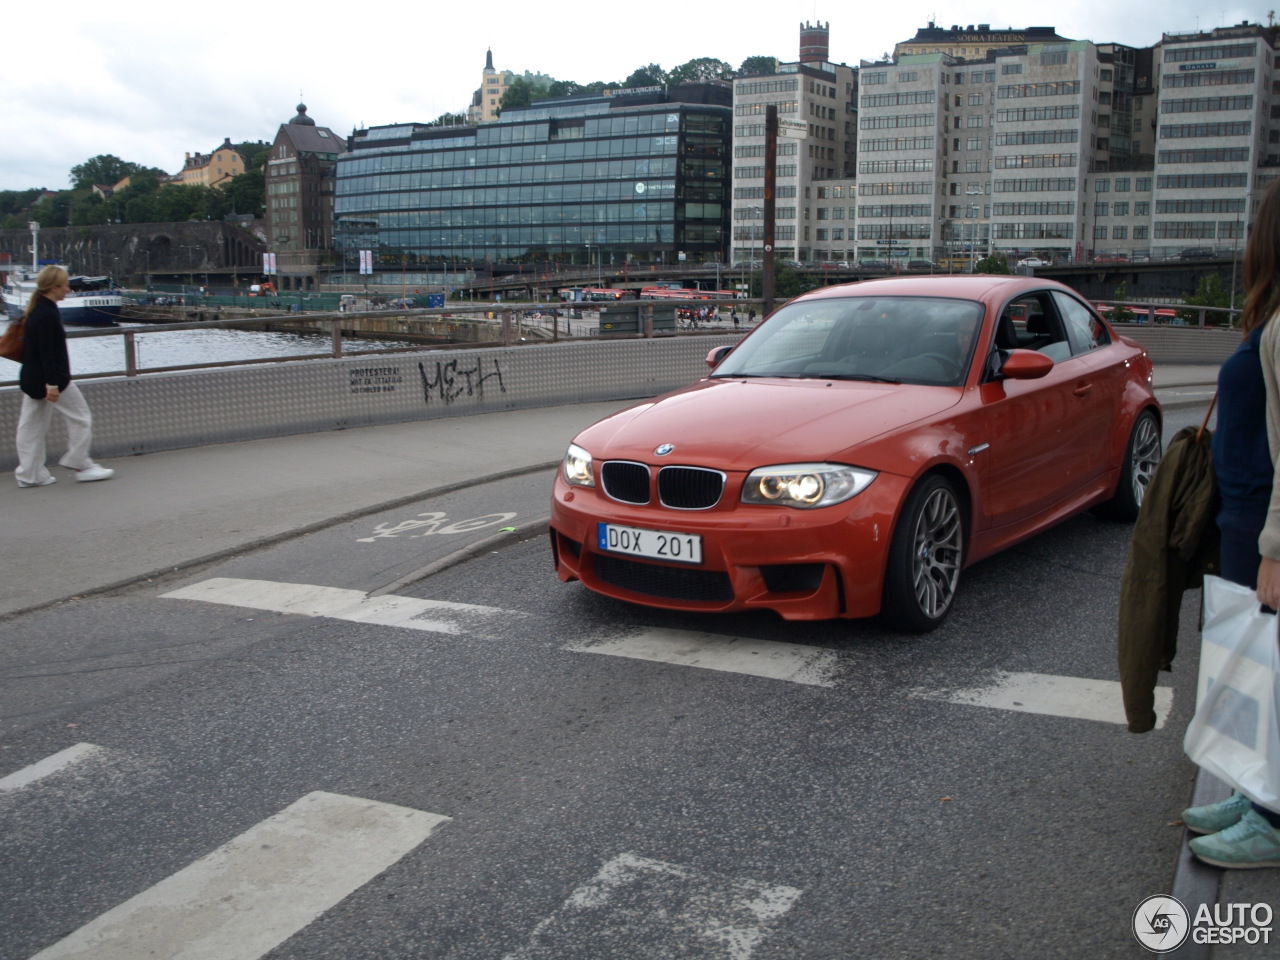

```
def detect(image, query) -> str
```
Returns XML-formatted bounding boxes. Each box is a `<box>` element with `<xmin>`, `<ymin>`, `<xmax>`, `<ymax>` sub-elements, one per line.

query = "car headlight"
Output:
<box><xmin>741</xmin><ymin>463</ymin><xmax>877</xmax><ymax>508</ymax></box>
<box><xmin>562</xmin><ymin>442</ymin><xmax>595</xmax><ymax>488</ymax></box>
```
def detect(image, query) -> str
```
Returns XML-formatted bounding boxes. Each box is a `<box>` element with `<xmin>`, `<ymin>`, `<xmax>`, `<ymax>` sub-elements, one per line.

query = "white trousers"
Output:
<box><xmin>15</xmin><ymin>382</ymin><xmax>96</xmax><ymax>485</ymax></box>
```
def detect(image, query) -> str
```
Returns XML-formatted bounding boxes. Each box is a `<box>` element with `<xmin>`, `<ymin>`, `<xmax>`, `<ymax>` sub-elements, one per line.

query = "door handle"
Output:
<box><xmin>1073</xmin><ymin>382</ymin><xmax>1093</xmax><ymax>398</ymax></box>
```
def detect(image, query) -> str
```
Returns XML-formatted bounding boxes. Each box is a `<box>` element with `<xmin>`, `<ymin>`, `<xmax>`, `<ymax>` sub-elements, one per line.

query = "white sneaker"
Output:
<box><xmin>74</xmin><ymin>464</ymin><xmax>115</xmax><ymax>482</ymax></box>
<box><xmin>17</xmin><ymin>476</ymin><xmax>56</xmax><ymax>488</ymax></box>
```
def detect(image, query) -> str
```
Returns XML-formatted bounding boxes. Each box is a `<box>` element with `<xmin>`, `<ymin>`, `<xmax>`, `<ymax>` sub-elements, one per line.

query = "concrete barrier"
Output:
<box><xmin>0</xmin><ymin>325</ymin><xmax>1225</xmax><ymax>473</ymax></box>
<box><xmin>0</xmin><ymin>336</ymin><xmax>738</xmax><ymax>472</ymax></box>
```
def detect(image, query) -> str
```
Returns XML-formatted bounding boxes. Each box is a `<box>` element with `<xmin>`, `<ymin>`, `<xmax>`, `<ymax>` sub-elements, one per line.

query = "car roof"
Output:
<box><xmin>793</xmin><ymin>274</ymin><xmax>1069</xmax><ymax>303</ymax></box>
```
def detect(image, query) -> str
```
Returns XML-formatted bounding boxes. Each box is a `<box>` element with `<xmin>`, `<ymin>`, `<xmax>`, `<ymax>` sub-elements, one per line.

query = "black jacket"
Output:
<box><xmin>19</xmin><ymin>296</ymin><xmax>71</xmax><ymax>399</ymax></box>
<box><xmin>1117</xmin><ymin>425</ymin><xmax>1220</xmax><ymax>733</ymax></box>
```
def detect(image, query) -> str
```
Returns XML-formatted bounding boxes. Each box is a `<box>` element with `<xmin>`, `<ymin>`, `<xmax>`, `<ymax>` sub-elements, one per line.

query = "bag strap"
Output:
<box><xmin>1195</xmin><ymin>391</ymin><xmax>1218</xmax><ymax>444</ymax></box>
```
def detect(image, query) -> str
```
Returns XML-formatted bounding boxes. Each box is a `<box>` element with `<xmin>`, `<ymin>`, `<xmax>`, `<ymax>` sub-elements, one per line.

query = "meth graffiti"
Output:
<box><xmin>418</xmin><ymin>357</ymin><xmax>506</xmax><ymax>405</ymax></box>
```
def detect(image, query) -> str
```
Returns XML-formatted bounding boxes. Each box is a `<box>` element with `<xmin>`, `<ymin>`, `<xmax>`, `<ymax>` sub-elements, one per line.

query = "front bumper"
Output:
<box><xmin>549</xmin><ymin>472</ymin><xmax>910</xmax><ymax>621</ymax></box>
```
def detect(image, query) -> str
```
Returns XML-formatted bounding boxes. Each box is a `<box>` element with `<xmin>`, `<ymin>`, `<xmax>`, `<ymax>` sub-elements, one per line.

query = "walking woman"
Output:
<box><xmin>1179</xmin><ymin>178</ymin><xmax>1280</xmax><ymax>867</ymax></box>
<box><xmin>14</xmin><ymin>265</ymin><xmax>114</xmax><ymax>487</ymax></box>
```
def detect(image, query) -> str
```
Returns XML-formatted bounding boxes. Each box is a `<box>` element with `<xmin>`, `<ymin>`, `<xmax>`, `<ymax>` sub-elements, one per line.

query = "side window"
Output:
<box><xmin>996</xmin><ymin>293</ymin><xmax>1072</xmax><ymax>362</ymax></box>
<box><xmin>1052</xmin><ymin>291</ymin><xmax>1111</xmax><ymax>354</ymax></box>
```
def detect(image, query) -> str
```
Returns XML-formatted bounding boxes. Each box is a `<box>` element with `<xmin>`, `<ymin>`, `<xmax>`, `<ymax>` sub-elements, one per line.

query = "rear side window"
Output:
<box><xmin>1052</xmin><ymin>291</ymin><xmax>1111</xmax><ymax>354</ymax></box>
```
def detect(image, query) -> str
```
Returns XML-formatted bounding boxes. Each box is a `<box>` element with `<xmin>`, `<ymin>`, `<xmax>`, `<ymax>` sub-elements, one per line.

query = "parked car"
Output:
<box><xmin>1016</xmin><ymin>257</ymin><xmax>1048</xmax><ymax>268</ymax></box>
<box><xmin>907</xmin><ymin>260</ymin><xmax>943</xmax><ymax>271</ymax></box>
<box><xmin>1179</xmin><ymin>248</ymin><xmax>1215</xmax><ymax>260</ymax></box>
<box><xmin>549</xmin><ymin>275</ymin><xmax>1161</xmax><ymax>632</ymax></box>
<box><xmin>1092</xmin><ymin>253</ymin><xmax>1129</xmax><ymax>263</ymax></box>
<box><xmin>858</xmin><ymin>259</ymin><xmax>890</xmax><ymax>270</ymax></box>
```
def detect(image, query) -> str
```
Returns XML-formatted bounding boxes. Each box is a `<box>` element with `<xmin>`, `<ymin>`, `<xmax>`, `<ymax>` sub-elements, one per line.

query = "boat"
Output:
<box><xmin>2</xmin><ymin>268</ymin><xmax>123</xmax><ymax>326</ymax></box>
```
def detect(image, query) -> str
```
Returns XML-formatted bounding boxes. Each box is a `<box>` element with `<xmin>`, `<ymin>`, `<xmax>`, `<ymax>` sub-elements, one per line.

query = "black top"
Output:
<box><xmin>19</xmin><ymin>296</ymin><xmax>72</xmax><ymax>399</ymax></box>
<box><xmin>1212</xmin><ymin>323</ymin><xmax>1273</xmax><ymax>539</ymax></box>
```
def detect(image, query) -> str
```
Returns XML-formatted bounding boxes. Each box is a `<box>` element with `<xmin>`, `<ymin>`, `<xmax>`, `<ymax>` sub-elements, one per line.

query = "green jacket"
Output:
<box><xmin>1118</xmin><ymin>425</ymin><xmax>1220</xmax><ymax>733</ymax></box>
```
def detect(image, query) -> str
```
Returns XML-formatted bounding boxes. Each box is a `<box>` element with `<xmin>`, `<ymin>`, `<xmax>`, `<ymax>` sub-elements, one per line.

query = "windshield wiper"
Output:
<box><xmin>798</xmin><ymin>372</ymin><xmax>903</xmax><ymax>384</ymax></box>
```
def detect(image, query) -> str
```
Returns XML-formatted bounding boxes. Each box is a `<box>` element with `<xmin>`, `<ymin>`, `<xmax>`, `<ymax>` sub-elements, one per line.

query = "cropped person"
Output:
<box><xmin>14</xmin><ymin>265</ymin><xmax>114</xmax><ymax>487</ymax></box>
<box><xmin>1181</xmin><ymin>178</ymin><xmax>1280</xmax><ymax>867</ymax></box>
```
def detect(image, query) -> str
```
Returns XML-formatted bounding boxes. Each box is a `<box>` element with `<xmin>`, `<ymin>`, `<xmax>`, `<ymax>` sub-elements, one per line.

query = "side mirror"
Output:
<box><xmin>706</xmin><ymin>345</ymin><xmax>733</xmax><ymax>368</ymax></box>
<box><xmin>1000</xmin><ymin>349</ymin><xmax>1054</xmax><ymax>380</ymax></box>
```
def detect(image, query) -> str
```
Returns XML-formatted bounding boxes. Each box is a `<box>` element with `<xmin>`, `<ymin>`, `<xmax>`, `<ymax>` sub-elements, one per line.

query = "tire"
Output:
<box><xmin>1093</xmin><ymin>409</ymin><xmax>1161</xmax><ymax>522</ymax></box>
<box><xmin>882</xmin><ymin>474</ymin><xmax>965</xmax><ymax>633</ymax></box>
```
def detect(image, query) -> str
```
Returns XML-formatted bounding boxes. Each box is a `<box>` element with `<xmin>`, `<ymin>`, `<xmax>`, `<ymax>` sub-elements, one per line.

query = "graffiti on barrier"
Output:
<box><xmin>418</xmin><ymin>357</ymin><xmax>506</xmax><ymax>405</ymax></box>
<box><xmin>357</xmin><ymin>511</ymin><xmax>518</xmax><ymax>542</ymax></box>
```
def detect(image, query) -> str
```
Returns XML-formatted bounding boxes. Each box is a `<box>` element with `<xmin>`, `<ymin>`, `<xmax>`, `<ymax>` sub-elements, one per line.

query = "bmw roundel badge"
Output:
<box><xmin>654</xmin><ymin>443</ymin><xmax>675</xmax><ymax>456</ymax></box>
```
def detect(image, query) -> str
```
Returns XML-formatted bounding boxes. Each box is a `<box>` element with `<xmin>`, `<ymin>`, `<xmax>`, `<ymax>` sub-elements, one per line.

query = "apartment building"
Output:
<box><xmin>730</xmin><ymin>22</ymin><xmax>857</xmax><ymax>264</ymax></box>
<box><xmin>832</xmin><ymin>21</ymin><xmax>1278</xmax><ymax>265</ymax></box>
<box><xmin>1149</xmin><ymin>24</ymin><xmax>1274</xmax><ymax>257</ymax></box>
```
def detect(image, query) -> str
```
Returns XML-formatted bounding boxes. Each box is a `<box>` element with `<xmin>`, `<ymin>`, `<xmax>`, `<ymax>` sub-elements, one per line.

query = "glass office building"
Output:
<box><xmin>334</xmin><ymin>84</ymin><xmax>731</xmax><ymax>278</ymax></box>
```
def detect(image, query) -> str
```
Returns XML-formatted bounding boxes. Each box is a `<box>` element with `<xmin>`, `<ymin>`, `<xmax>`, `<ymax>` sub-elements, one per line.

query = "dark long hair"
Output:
<box><xmin>1242</xmin><ymin>178</ymin><xmax>1280</xmax><ymax>335</ymax></box>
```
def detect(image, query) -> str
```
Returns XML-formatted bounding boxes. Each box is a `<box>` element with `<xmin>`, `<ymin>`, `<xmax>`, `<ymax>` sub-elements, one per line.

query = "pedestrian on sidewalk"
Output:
<box><xmin>13</xmin><ymin>265</ymin><xmax>115</xmax><ymax>488</ymax></box>
<box><xmin>1180</xmin><ymin>177</ymin><xmax>1280</xmax><ymax>867</ymax></box>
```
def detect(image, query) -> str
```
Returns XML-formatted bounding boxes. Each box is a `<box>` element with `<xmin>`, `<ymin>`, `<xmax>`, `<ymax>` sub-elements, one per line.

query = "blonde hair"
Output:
<box><xmin>25</xmin><ymin>264</ymin><xmax>69</xmax><ymax>318</ymax></box>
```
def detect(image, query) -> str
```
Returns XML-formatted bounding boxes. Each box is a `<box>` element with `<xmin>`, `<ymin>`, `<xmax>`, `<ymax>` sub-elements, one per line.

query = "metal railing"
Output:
<box><xmin>1</xmin><ymin>300</ymin><xmax>763</xmax><ymax>386</ymax></box>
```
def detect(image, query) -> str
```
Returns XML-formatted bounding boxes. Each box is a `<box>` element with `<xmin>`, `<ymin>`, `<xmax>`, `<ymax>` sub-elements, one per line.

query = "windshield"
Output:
<box><xmin>711</xmin><ymin>295</ymin><xmax>984</xmax><ymax>387</ymax></box>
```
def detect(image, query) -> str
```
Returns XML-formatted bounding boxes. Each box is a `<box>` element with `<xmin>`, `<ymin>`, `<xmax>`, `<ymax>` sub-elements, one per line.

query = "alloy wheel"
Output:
<box><xmin>911</xmin><ymin>485</ymin><xmax>963</xmax><ymax>619</ymax></box>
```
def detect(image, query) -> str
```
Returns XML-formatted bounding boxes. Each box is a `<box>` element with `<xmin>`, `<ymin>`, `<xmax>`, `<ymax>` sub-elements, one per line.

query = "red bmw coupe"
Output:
<box><xmin>549</xmin><ymin>275</ymin><xmax>1161</xmax><ymax>631</ymax></box>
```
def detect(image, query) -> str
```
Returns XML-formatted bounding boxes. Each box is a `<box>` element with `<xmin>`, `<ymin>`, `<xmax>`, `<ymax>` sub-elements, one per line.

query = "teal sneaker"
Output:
<box><xmin>1189</xmin><ymin>810</ymin><xmax>1280</xmax><ymax>869</ymax></box>
<box><xmin>1182</xmin><ymin>791</ymin><xmax>1252</xmax><ymax>835</ymax></box>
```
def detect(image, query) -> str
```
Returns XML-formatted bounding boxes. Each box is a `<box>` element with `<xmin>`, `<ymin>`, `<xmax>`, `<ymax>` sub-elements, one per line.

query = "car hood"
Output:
<box><xmin>575</xmin><ymin>378</ymin><xmax>964</xmax><ymax>468</ymax></box>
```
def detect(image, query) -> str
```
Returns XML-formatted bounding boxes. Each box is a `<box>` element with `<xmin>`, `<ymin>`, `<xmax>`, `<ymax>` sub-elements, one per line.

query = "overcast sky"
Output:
<box><xmin>0</xmin><ymin>0</ymin><xmax>1260</xmax><ymax>191</ymax></box>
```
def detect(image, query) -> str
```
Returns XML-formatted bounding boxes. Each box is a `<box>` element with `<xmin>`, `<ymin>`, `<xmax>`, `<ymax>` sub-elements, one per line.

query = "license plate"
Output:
<box><xmin>598</xmin><ymin>522</ymin><xmax>703</xmax><ymax>565</ymax></box>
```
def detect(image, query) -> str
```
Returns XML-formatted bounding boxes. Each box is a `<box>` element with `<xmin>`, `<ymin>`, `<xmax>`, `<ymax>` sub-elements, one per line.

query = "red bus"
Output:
<box><xmin>639</xmin><ymin>286</ymin><xmax>709</xmax><ymax>300</ymax></box>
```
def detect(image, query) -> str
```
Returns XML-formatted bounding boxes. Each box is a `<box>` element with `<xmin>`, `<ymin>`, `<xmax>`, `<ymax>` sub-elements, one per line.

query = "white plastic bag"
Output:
<box><xmin>1183</xmin><ymin>575</ymin><xmax>1280</xmax><ymax>811</ymax></box>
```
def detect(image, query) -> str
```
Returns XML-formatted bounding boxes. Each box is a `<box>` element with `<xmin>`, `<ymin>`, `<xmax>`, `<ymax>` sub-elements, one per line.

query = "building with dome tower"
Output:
<box><xmin>469</xmin><ymin>49</ymin><xmax>513</xmax><ymax>124</ymax></box>
<box><xmin>264</xmin><ymin>103</ymin><xmax>346</xmax><ymax>291</ymax></box>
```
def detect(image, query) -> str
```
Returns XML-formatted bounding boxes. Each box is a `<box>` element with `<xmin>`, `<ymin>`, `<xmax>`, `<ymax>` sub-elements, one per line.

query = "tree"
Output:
<box><xmin>69</xmin><ymin>192</ymin><xmax>109</xmax><ymax>226</ymax></box>
<box><xmin>500</xmin><ymin>77</ymin><xmax>540</xmax><ymax>111</ymax></box>
<box><xmin>738</xmin><ymin>56</ymin><xmax>778</xmax><ymax>77</ymax></box>
<box><xmin>974</xmin><ymin>253</ymin><xmax>1010</xmax><ymax>274</ymax></box>
<box><xmin>546</xmin><ymin>79</ymin><xmax>585</xmax><ymax>98</ymax></box>
<box><xmin>624</xmin><ymin>64</ymin><xmax>667</xmax><ymax>87</ymax></box>
<box><xmin>29</xmin><ymin>192</ymin><xmax>71</xmax><ymax>228</ymax></box>
<box><xmin>234</xmin><ymin>141</ymin><xmax>271</xmax><ymax>171</ymax></box>
<box><xmin>1105</xmin><ymin>281</ymin><xmax>1136</xmax><ymax>323</ymax></box>
<box><xmin>69</xmin><ymin>154</ymin><xmax>140</xmax><ymax>189</ymax></box>
<box><xmin>223</xmin><ymin>167</ymin><xmax>265</xmax><ymax>218</ymax></box>
<box><xmin>1180</xmin><ymin>273</ymin><xmax>1234</xmax><ymax>326</ymax></box>
<box><xmin>426</xmin><ymin>112</ymin><xmax>468</xmax><ymax>127</ymax></box>
<box><xmin>667</xmin><ymin>58</ymin><xmax>734</xmax><ymax>84</ymax></box>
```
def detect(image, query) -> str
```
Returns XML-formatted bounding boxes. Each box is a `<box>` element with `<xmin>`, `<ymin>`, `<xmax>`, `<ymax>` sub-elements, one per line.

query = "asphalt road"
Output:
<box><xmin>0</xmin><ymin>405</ymin><xmax>1212</xmax><ymax>960</ymax></box>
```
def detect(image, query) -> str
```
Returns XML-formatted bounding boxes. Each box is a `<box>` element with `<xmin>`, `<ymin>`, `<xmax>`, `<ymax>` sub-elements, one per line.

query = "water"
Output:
<box><xmin>64</xmin><ymin>323</ymin><xmax>425</xmax><ymax>376</ymax></box>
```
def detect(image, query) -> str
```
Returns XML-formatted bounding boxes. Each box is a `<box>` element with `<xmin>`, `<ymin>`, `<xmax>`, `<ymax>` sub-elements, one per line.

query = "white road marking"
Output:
<box><xmin>916</xmin><ymin>671</ymin><xmax>1174</xmax><ymax>728</ymax></box>
<box><xmin>28</xmin><ymin>791</ymin><xmax>449</xmax><ymax>960</ymax></box>
<box><xmin>504</xmin><ymin>852</ymin><xmax>801</xmax><ymax>960</ymax></box>
<box><xmin>161</xmin><ymin>577</ymin><xmax>515</xmax><ymax>634</ymax></box>
<box><xmin>0</xmin><ymin>743</ymin><xmax>102</xmax><ymax>793</ymax></box>
<box><xmin>565</xmin><ymin>628</ymin><xmax>841</xmax><ymax>687</ymax></box>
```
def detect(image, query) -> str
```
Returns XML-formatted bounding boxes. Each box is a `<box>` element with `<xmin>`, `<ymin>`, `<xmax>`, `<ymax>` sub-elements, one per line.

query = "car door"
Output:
<box><xmin>976</xmin><ymin>291</ymin><xmax>1101</xmax><ymax>526</ymax></box>
<box><xmin>1050</xmin><ymin>290</ymin><xmax>1128</xmax><ymax>482</ymax></box>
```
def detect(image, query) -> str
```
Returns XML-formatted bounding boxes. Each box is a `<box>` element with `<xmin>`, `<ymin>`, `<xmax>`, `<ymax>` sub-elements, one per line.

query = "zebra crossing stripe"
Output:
<box><xmin>915</xmin><ymin>670</ymin><xmax>1175</xmax><ymax>728</ymax></box>
<box><xmin>565</xmin><ymin>628</ymin><xmax>841</xmax><ymax>687</ymax></box>
<box><xmin>504</xmin><ymin>852</ymin><xmax>802</xmax><ymax>960</ymax></box>
<box><xmin>0</xmin><ymin>743</ymin><xmax>101</xmax><ymax>792</ymax></box>
<box><xmin>28</xmin><ymin>791</ymin><xmax>449</xmax><ymax>960</ymax></box>
<box><xmin>161</xmin><ymin>577</ymin><xmax>514</xmax><ymax>634</ymax></box>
